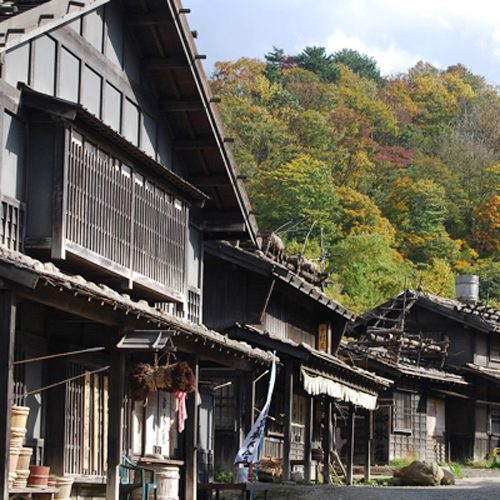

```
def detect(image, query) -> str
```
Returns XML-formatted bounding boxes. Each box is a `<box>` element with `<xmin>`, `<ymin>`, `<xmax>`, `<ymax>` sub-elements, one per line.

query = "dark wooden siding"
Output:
<box><xmin>203</xmin><ymin>257</ymin><xmax>247</xmax><ymax>331</ymax></box>
<box><xmin>263</xmin><ymin>294</ymin><xmax>316</xmax><ymax>347</ymax></box>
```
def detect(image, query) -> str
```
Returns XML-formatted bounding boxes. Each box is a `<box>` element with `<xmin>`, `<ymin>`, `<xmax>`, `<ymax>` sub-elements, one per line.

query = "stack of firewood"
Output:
<box><xmin>257</xmin><ymin>457</ymin><xmax>283</xmax><ymax>483</ymax></box>
<box><xmin>359</xmin><ymin>328</ymin><xmax>450</xmax><ymax>367</ymax></box>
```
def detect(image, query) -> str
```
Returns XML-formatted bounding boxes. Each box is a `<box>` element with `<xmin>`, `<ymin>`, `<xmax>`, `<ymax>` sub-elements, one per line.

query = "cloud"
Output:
<box><xmin>324</xmin><ymin>30</ymin><xmax>422</xmax><ymax>77</ymax></box>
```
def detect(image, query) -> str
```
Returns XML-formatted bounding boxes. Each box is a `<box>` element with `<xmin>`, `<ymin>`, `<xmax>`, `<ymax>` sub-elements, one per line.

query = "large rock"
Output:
<box><xmin>441</xmin><ymin>469</ymin><xmax>456</xmax><ymax>485</ymax></box>
<box><xmin>397</xmin><ymin>460</ymin><xmax>445</xmax><ymax>486</ymax></box>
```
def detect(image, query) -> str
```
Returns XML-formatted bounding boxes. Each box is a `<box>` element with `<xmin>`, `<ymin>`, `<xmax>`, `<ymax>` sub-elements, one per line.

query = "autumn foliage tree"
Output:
<box><xmin>210</xmin><ymin>49</ymin><xmax>500</xmax><ymax>309</ymax></box>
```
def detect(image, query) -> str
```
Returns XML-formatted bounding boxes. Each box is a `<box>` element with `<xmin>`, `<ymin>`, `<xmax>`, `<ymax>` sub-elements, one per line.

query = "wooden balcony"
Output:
<box><xmin>26</xmin><ymin>129</ymin><xmax>188</xmax><ymax>303</ymax></box>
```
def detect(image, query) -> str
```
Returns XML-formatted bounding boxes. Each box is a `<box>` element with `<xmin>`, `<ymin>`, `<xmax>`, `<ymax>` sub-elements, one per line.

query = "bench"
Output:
<box><xmin>197</xmin><ymin>482</ymin><xmax>270</xmax><ymax>500</ymax></box>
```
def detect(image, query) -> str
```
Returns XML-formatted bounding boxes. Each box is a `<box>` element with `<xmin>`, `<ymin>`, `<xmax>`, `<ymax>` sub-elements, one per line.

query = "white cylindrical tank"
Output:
<box><xmin>455</xmin><ymin>275</ymin><xmax>479</xmax><ymax>304</ymax></box>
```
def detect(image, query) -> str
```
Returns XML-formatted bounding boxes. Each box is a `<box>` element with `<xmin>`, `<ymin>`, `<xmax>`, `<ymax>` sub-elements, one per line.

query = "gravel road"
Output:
<box><xmin>264</xmin><ymin>476</ymin><xmax>500</xmax><ymax>500</ymax></box>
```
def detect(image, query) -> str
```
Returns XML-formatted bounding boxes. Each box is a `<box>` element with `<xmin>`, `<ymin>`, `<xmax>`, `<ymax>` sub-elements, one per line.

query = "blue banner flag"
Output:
<box><xmin>234</xmin><ymin>353</ymin><xmax>276</xmax><ymax>465</ymax></box>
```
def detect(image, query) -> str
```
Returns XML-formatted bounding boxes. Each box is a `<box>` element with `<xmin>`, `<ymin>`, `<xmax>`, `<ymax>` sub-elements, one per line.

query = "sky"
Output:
<box><xmin>186</xmin><ymin>0</ymin><xmax>500</xmax><ymax>86</ymax></box>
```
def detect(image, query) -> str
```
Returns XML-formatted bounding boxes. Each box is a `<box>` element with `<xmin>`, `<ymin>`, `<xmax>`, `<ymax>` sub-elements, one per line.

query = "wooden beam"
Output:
<box><xmin>160</xmin><ymin>100</ymin><xmax>204</xmax><ymax>112</ymax></box>
<box><xmin>283</xmin><ymin>361</ymin><xmax>293</xmax><ymax>481</ymax></box>
<box><xmin>322</xmin><ymin>399</ymin><xmax>332</xmax><ymax>484</ymax></box>
<box><xmin>189</xmin><ymin>174</ymin><xmax>230</xmax><ymax>187</ymax></box>
<box><xmin>0</xmin><ymin>260</ymin><xmax>39</xmax><ymax>289</ymax></box>
<box><xmin>174</xmin><ymin>138</ymin><xmax>218</xmax><ymax>150</ymax></box>
<box><xmin>304</xmin><ymin>395</ymin><xmax>313</xmax><ymax>482</ymax></box>
<box><xmin>244</xmin><ymin>371</ymin><xmax>256</xmax><ymax>434</ymax></box>
<box><xmin>106</xmin><ymin>329</ymin><xmax>125</xmax><ymax>500</ymax></box>
<box><xmin>364</xmin><ymin>410</ymin><xmax>372</xmax><ymax>482</ymax></box>
<box><xmin>346</xmin><ymin>403</ymin><xmax>355</xmax><ymax>485</ymax></box>
<box><xmin>0</xmin><ymin>291</ymin><xmax>15</xmax><ymax>500</ymax></box>
<box><xmin>143</xmin><ymin>57</ymin><xmax>187</xmax><ymax>71</ymax></box>
<box><xmin>124</xmin><ymin>13</ymin><xmax>173</xmax><ymax>25</ymax></box>
<box><xmin>16</xmin><ymin>282</ymin><xmax>123</xmax><ymax>326</ymax></box>
<box><xmin>201</xmin><ymin>221</ymin><xmax>246</xmax><ymax>234</ymax></box>
<box><xmin>184</xmin><ymin>354</ymin><xmax>199</xmax><ymax>500</ymax></box>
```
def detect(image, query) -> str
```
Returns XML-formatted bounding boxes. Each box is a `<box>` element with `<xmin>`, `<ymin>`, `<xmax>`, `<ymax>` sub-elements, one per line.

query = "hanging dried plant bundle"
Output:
<box><xmin>128</xmin><ymin>363</ymin><xmax>154</xmax><ymax>402</ymax></box>
<box><xmin>169</xmin><ymin>361</ymin><xmax>196</xmax><ymax>393</ymax></box>
<box><xmin>128</xmin><ymin>361</ymin><xmax>196</xmax><ymax>402</ymax></box>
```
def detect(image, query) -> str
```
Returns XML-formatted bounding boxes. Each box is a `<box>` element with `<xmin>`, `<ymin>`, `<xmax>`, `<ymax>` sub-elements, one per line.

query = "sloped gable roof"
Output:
<box><xmin>205</xmin><ymin>240</ymin><xmax>356</xmax><ymax>322</ymax></box>
<box><xmin>0</xmin><ymin>0</ymin><xmax>259</xmax><ymax>243</ymax></box>
<box><xmin>353</xmin><ymin>289</ymin><xmax>500</xmax><ymax>335</ymax></box>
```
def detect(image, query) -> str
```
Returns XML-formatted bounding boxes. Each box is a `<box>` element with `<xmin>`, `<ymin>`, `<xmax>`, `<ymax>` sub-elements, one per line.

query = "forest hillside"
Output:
<box><xmin>209</xmin><ymin>47</ymin><xmax>500</xmax><ymax>312</ymax></box>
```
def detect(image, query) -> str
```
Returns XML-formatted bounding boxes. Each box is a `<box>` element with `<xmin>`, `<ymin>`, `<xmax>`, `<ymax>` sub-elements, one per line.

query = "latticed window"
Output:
<box><xmin>491</xmin><ymin>335</ymin><xmax>500</xmax><ymax>361</ymax></box>
<box><xmin>213</xmin><ymin>377</ymin><xmax>234</xmax><ymax>429</ymax></box>
<box><xmin>491</xmin><ymin>406</ymin><xmax>500</xmax><ymax>435</ymax></box>
<box><xmin>0</xmin><ymin>197</ymin><xmax>24</xmax><ymax>251</ymax></box>
<box><xmin>66</xmin><ymin>131</ymin><xmax>187</xmax><ymax>294</ymax></box>
<box><xmin>64</xmin><ymin>362</ymin><xmax>108</xmax><ymax>476</ymax></box>
<box><xmin>393</xmin><ymin>392</ymin><xmax>412</xmax><ymax>432</ymax></box>
<box><xmin>12</xmin><ymin>349</ymin><xmax>27</xmax><ymax>406</ymax></box>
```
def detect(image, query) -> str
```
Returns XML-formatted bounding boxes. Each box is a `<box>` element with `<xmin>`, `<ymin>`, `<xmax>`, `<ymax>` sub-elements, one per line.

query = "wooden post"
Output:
<box><xmin>364</xmin><ymin>410</ymin><xmax>371</xmax><ymax>482</ymax></box>
<box><xmin>184</xmin><ymin>354</ymin><xmax>199</xmax><ymax>500</ymax></box>
<box><xmin>304</xmin><ymin>395</ymin><xmax>313</xmax><ymax>482</ymax></box>
<box><xmin>244</xmin><ymin>370</ymin><xmax>255</xmax><ymax>435</ymax></box>
<box><xmin>322</xmin><ymin>399</ymin><xmax>332</xmax><ymax>484</ymax></box>
<box><xmin>106</xmin><ymin>329</ymin><xmax>125</xmax><ymax>500</ymax></box>
<box><xmin>346</xmin><ymin>403</ymin><xmax>356</xmax><ymax>485</ymax></box>
<box><xmin>282</xmin><ymin>361</ymin><xmax>293</xmax><ymax>481</ymax></box>
<box><xmin>0</xmin><ymin>291</ymin><xmax>15</xmax><ymax>500</ymax></box>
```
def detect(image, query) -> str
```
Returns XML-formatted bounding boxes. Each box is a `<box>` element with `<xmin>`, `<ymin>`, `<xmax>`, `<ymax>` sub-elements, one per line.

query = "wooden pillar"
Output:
<box><xmin>0</xmin><ymin>291</ymin><xmax>15</xmax><ymax>500</ymax></box>
<box><xmin>346</xmin><ymin>403</ymin><xmax>356</xmax><ymax>485</ymax></box>
<box><xmin>304</xmin><ymin>395</ymin><xmax>313</xmax><ymax>482</ymax></box>
<box><xmin>106</xmin><ymin>329</ymin><xmax>126</xmax><ymax>500</ymax></box>
<box><xmin>282</xmin><ymin>361</ymin><xmax>293</xmax><ymax>481</ymax></box>
<box><xmin>184</xmin><ymin>354</ymin><xmax>199</xmax><ymax>500</ymax></box>
<box><xmin>364</xmin><ymin>410</ymin><xmax>371</xmax><ymax>482</ymax></box>
<box><xmin>322</xmin><ymin>398</ymin><xmax>332</xmax><ymax>484</ymax></box>
<box><xmin>244</xmin><ymin>370</ymin><xmax>255</xmax><ymax>435</ymax></box>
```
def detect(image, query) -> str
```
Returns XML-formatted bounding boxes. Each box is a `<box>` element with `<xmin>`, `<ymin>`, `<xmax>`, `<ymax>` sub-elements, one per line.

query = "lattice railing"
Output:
<box><xmin>0</xmin><ymin>195</ymin><xmax>24</xmax><ymax>251</ymax></box>
<box><xmin>66</xmin><ymin>140</ymin><xmax>186</xmax><ymax>294</ymax></box>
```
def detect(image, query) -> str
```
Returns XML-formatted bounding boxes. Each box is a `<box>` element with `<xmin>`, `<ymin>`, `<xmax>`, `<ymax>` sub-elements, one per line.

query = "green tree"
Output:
<box><xmin>294</xmin><ymin>46</ymin><xmax>340</xmax><ymax>83</ymax></box>
<box><xmin>329</xmin><ymin>233</ymin><xmax>412</xmax><ymax>311</ymax></box>
<box><xmin>382</xmin><ymin>178</ymin><xmax>460</xmax><ymax>263</ymax></box>
<box><xmin>333</xmin><ymin>48</ymin><xmax>383</xmax><ymax>85</ymax></box>
<box><xmin>251</xmin><ymin>154</ymin><xmax>342</xmax><ymax>245</ymax></box>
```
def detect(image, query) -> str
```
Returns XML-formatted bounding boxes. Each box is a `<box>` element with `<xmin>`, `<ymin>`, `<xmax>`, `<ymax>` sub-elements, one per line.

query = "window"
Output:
<box><xmin>82</xmin><ymin>66</ymin><xmax>102</xmax><ymax>117</ymax></box>
<box><xmin>491</xmin><ymin>335</ymin><xmax>500</xmax><ymax>361</ymax></box>
<box><xmin>104</xmin><ymin>82</ymin><xmax>122</xmax><ymax>133</ymax></box>
<box><xmin>2</xmin><ymin>111</ymin><xmax>25</xmax><ymax>200</ymax></box>
<box><xmin>213</xmin><ymin>377</ymin><xmax>234</xmax><ymax>429</ymax></box>
<box><xmin>67</xmin><ymin>131</ymin><xmax>186</xmax><ymax>293</ymax></box>
<box><xmin>4</xmin><ymin>42</ymin><xmax>30</xmax><ymax>89</ymax></box>
<box><xmin>84</xmin><ymin>7</ymin><xmax>104</xmax><ymax>53</ymax></box>
<box><xmin>65</xmin><ymin>363</ymin><xmax>108</xmax><ymax>476</ymax></box>
<box><xmin>59</xmin><ymin>47</ymin><xmax>80</xmax><ymax>103</ymax></box>
<box><xmin>393</xmin><ymin>392</ymin><xmax>412</xmax><ymax>433</ymax></box>
<box><xmin>491</xmin><ymin>406</ymin><xmax>500</xmax><ymax>436</ymax></box>
<box><xmin>123</xmin><ymin>98</ymin><xmax>139</xmax><ymax>146</ymax></box>
<box><xmin>32</xmin><ymin>36</ymin><xmax>56</xmax><ymax>96</ymax></box>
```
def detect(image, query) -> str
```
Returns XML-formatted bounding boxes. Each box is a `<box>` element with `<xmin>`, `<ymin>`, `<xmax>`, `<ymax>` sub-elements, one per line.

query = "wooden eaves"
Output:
<box><xmin>205</xmin><ymin>240</ymin><xmax>357</xmax><ymax>322</ymax></box>
<box><xmin>0</xmin><ymin>245</ymin><xmax>275</xmax><ymax>370</ymax></box>
<box><xmin>0</xmin><ymin>0</ymin><xmax>260</xmax><ymax>243</ymax></box>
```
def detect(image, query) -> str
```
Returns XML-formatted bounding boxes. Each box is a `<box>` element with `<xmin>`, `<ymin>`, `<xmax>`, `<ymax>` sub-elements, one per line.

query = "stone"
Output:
<box><xmin>397</xmin><ymin>460</ymin><xmax>444</xmax><ymax>486</ymax></box>
<box><xmin>441</xmin><ymin>469</ymin><xmax>456</xmax><ymax>485</ymax></box>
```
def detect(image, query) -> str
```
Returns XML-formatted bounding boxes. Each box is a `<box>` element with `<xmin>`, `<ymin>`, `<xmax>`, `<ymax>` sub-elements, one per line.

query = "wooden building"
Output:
<box><xmin>343</xmin><ymin>288</ymin><xmax>500</xmax><ymax>464</ymax></box>
<box><xmin>0</xmin><ymin>1</ymin><xmax>274</xmax><ymax>499</ymax></box>
<box><xmin>202</xmin><ymin>240</ymin><xmax>391</xmax><ymax>484</ymax></box>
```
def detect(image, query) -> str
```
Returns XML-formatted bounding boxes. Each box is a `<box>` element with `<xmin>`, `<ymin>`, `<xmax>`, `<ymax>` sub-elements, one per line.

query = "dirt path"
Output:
<box><xmin>264</xmin><ymin>476</ymin><xmax>500</xmax><ymax>500</ymax></box>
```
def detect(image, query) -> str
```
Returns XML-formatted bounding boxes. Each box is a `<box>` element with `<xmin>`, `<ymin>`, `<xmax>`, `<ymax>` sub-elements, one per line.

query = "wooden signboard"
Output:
<box><xmin>318</xmin><ymin>324</ymin><xmax>329</xmax><ymax>353</ymax></box>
